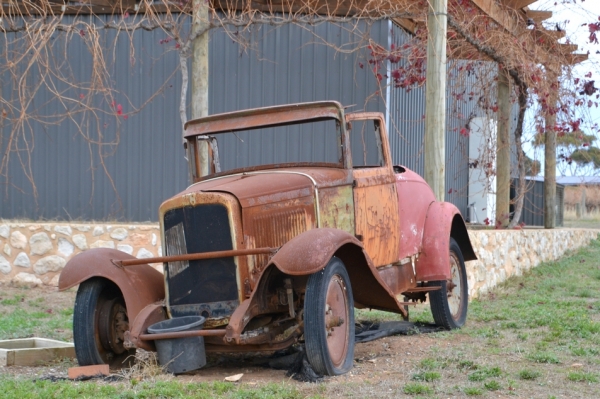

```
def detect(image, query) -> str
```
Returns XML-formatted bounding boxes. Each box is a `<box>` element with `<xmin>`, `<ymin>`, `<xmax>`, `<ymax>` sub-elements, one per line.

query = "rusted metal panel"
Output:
<box><xmin>377</xmin><ymin>263</ymin><xmax>416</xmax><ymax>297</ymax></box>
<box><xmin>319</xmin><ymin>184</ymin><xmax>355</xmax><ymax>234</ymax></box>
<box><xmin>184</xmin><ymin>101</ymin><xmax>345</xmax><ymax>137</ymax></box>
<box><xmin>415</xmin><ymin>202</ymin><xmax>462</xmax><ymax>281</ymax></box>
<box><xmin>198</xmin><ymin>172</ymin><xmax>315</xmax><ymax>208</ymax></box>
<box><xmin>270</xmin><ymin>228</ymin><xmax>363</xmax><ymax>276</ymax></box>
<box><xmin>353</xmin><ymin>175</ymin><xmax>400</xmax><ymax>267</ymax></box>
<box><xmin>395</xmin><ymin>167</ymin><xmax>436</xmax><ymax>260</ymax></box>
<box><xmin>125</xmin><ymin>303</ymin><xmax>167</xmax><ymax>352</ymax></box>
<box><xmin>244</xmin><ymin>202</ymin><xmax>315</xmax><ymax>284</ymax></box>
<box><xmin>58</xmin><ymin>248</ymin><xmax>165</xmax><ymax>324</ymax></box>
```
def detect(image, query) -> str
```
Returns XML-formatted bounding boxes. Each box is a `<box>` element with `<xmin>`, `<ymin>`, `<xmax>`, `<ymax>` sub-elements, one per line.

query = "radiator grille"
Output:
<box><xmin>253</xmin><ymin>208</ymin><xmax>307</xmax><ymax>247</ymax></box>
<box><xmin>250</xmin><ymin>208</ymin><xmax>308</xmax><ymax>267</ymax></box>
<box><xmin>163</xmin><ymin>204</ymin><xmax>239</xmax><ymax>318</ymax></box>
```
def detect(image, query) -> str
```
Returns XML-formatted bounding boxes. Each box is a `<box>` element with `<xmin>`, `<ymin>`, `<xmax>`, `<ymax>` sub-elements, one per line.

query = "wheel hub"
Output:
<box><xmin>325</xmin><ymin>275</ymin><xmax>349</xmax><ymax>367</ymax></box>
<box><xmin>447</xmin><ymin>253</ymin><xmax>462</xmax><ymax>319</ymax></box>
<box><xmin>98</xmin><ymin>298</ymin><xmax>129</xmax><ymax>356</ymax></box>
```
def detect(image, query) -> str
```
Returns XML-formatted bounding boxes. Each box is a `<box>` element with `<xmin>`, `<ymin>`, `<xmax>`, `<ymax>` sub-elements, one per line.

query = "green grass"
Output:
<box><xmin>403</xmin><ymin>382</ymin><xmax>433</xmax><ymax>395</ymax></box>
<box><xmin>467</xmin><ymin>366</ymin><xmax>502</xmax><ymax>382</ymax></box>
<box><xmin>412</xmin><ymin>371</ymin><xmax>441</xmax><ymax>382</ymax></box>
<box><xmin>0</xmin><ymin>295</ymin><xmax>25</xmax><ymax>306</ymax></box>
<box><xmin>463</xmin><ymin>386</ymin><xmax>483</xmax><ymax>396</ymax></box>
<box><xmin>0</xmin><ymin>308</ymin><xmax>72</xmax><ymax>340</ymax></box>
<box><xmin>0</xmin><ymin>378</ymin><xmax>313</xmax><ymax>399</ymax></box>
<box><xmin>518</xmin><ymin>369</ymin><xmax>542</xmax><ymax>380</ymax></box>
<box><xmin>567</xmin><ymin>371</ymin><xmax>598</xmax><ymax>383</ymax></box>
<box><xmin>483</xmin><ymin>380</ymin><xmax>501</xmax><ymax>391</ymax></box>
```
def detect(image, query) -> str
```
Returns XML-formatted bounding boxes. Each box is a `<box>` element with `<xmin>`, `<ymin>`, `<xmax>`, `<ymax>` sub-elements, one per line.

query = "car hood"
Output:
<box><xmin>182</xmin><ymin>168</ymin><xmax>351</xmax><ymax>208</ymax></box>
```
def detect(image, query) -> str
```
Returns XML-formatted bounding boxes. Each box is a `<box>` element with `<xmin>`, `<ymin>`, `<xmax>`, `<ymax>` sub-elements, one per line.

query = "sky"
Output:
<box><xmin>524</xmin><ymin>0</ymin><xmax>600</xmax><ymax>176</ymax></box>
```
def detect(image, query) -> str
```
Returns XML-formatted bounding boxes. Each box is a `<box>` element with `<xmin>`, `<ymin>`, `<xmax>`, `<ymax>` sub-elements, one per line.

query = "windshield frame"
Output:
<box><xmin>185</xmin><ymin>102</ymin><xmax>350</xmax><ymax>182</ymax></box>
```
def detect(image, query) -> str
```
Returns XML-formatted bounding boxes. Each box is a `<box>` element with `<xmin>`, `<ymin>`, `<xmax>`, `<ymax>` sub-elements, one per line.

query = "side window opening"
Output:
<box><xmin>348</xmin><ymin>119</ymin><xmax>384</xmax><ymax>168</ymax></box>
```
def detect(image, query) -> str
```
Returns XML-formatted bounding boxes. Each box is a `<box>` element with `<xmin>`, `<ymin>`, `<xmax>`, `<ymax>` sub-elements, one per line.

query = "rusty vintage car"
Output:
<box><xmin>59</xmin><ymin>101</ymin><xmax>476</xmax><ymax>376</ymax></box>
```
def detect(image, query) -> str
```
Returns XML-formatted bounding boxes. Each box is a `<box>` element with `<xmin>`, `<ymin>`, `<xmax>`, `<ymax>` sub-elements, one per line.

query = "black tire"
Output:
<box><xmin>73</xmin><ymin>279</ymin><xmax>134</xmax><ymax>366</ymax></box>
<box><xmin>428</xmin><ymin>237</ymin><xmax>468</xmax><ymax>329</ymax></box>
<box><xmin>304</xmin><ymin>257</ymin><xmax>355</xmax><ymax>376</ymax></box>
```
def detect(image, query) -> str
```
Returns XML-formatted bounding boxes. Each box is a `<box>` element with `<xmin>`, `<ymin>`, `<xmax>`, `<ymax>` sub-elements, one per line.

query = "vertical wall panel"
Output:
<box><xmin>0</xmin><ymin>15</ymin><xmax>188</xmax><ymax>221</ymax></box>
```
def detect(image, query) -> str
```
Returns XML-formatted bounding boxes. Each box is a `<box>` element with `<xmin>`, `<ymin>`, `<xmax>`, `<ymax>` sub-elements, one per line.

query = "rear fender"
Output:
<box><xmin>58</xmin><ymin>248</ymin><xmax>165</xmax><ymax>323</ymax></box>
<box><xmin>416</xmin><ymin>202</ymin><xmax>476</xmax><ymax>281</ymax></box>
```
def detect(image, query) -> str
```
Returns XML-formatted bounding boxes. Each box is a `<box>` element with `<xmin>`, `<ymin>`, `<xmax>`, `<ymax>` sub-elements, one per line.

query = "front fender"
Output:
<box><xmin>269</xmin><ymin>228</ymin><xmax>363</xmax><ymax>275</ymax></box>
<box><xmin>269</xmin><ymin>228</ymin><xmax>403</xmax><ymax>315</ymax></box>
<box><xmin>58</xmin><ymin>248</ymin><xmax>165</xmax><ymax>323</ymax></box>
<box><xmin>416</xmin><ymin>202</ymin><xmax>459</xmax><ymax>281</ymax></box>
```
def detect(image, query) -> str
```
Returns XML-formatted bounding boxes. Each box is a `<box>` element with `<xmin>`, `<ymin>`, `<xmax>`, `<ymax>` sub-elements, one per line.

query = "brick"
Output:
<box><xmin>68</xmin><ymin>364</ymin><xmax>109</xmax><ymax>380</ymax></box>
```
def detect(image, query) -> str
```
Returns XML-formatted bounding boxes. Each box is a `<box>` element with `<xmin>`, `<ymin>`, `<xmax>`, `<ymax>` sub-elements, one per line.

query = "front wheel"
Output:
<box><xmin>428</xmin><ymin>237</ymin><xmax>468</xmax><ymax>329</ymax></box>
<box><xmin>304</xmin><ymin>257</ymin><xmax>355</xmax><ymax>376</ymax></box>
<box><xmin>73</xmin><ymin>279</ymin><xmax>134</xmax><ymax>367</ymax></box>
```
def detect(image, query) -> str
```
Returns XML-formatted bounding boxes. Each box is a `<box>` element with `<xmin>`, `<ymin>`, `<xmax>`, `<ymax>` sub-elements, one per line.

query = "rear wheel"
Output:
<box><xmin>428</xmin><ymin>238</ymin><xmax>468</xmax><ymax>329</ymax></box>
<box><xmin>304</xmin><ymin>257</ymin><xmax>355</xmax><ymax>376</ymax></box>
<box><xmin>73</xmin><ymin>279</ymin><xmax>134</xmax><ymax>366</ymax></box>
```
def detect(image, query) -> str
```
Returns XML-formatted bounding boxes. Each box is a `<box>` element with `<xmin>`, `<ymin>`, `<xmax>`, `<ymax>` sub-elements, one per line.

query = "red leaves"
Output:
<box><xmin>580</xmin><ymin>80</ymin><xmax>597</xmax><ymax>96</ymax></box>
<box><xmin>569</xmin><ymin>119</ymin><xmax>581</xmax><ymax>131</ymax></box>
<box><xmin>110</xmin><ymin>101</ymin><xmax>127</xmax><ymax>120</ymax></box>
<box><xmin>589</xmin><ymin>22</ymin><xmax>600</xmax><ymax>44</ymax></box>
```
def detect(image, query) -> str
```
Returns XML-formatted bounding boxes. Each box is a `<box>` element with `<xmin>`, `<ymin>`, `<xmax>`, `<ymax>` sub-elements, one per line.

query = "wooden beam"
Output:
<box><xmin>393</xmin><ymin>18</ymin><xmax>416</xmax><ymax>34</ymax></box>
<box><xmin>565</xmin><ymin>53</ymin><xmax>589</xmax><ymax>65</ymax></box>
<box><xmin>0</xmin><ymin>2</ymin><xmax>187</xmax><ymax>15</ymax></box>
<box><xmin>503</xmin><ymin>0</ymin><xmax>537</xmax><ymax>10</ymax></box>
<box><xmin>470</xmin><ymin>0</ymin><xmax>520</xmax><ymax>35</ymax></box>
<box><xmin>559</xmin><ymin>43</ymin><xmax>579</xmax><ymax>54</ymax></box>
<box><xmin>535</xmin><ymin>28</ymin><xmax>566</xmax><ymax>41</ymax></box>
<box><xmin>526</xmin><ymin>10</ymin><xmax>552</xmax><ymax>24</ymax></box>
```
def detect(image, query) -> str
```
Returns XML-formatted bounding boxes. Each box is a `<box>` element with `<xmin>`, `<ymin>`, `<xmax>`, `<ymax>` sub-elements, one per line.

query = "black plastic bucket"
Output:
<box><xmin>147</xmin><ymin>316</ymin><xmax>207</xmax><ymax>374</ymax></box>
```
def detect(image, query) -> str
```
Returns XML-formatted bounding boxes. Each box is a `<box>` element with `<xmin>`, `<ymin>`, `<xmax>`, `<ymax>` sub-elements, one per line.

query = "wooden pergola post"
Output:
<box><xmin>496</xmin><ymin>66</ymin><xmax>511</xmax><ymax>227</ymax></box>
<box><xmin>192</xmin><ymin>0</ymin><xmax>210</xmax><ymax>175</ymax></box>
<box><xmin>544</xmin><ymin>71</ymin><xmax>559</xmax><ymax>229</ymax></box>
<box><xmin>424</xmin><ymin>0</ymin><xmax>448</xmax><ymax>202</ymax></box>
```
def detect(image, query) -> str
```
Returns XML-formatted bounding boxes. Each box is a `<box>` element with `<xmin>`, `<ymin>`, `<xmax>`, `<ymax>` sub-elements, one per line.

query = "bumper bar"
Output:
<box><xmin>113</xmin><ymin>247</ymin><xmax>277</xmax><ymax>267</ymax></box>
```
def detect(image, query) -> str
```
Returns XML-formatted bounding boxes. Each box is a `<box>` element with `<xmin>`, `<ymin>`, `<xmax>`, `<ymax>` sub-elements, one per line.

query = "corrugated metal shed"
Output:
<box><xmin>1</xmin><ymin>18</ymin><xmax>474</xmax><ymax>221</ymax></box>
<box><xmin>511</xmin><ymin>177</ymin><xmax>564</xmax><ymax>227</ymax></box>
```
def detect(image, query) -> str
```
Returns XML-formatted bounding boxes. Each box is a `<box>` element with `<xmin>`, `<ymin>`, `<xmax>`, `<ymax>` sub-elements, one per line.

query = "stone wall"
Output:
<box><xmin>0</xmin><ymin>222</ymin><xmax>161</xmax><ymax>287</ymax></box>
<box><xmin>0</xmin><ymin>221</ymin><xmax>598</xmax><ymax>298</ymax></box>
<box><xmin>466</xmin><ymin>228</ymin><xmax>599</xmax><ymax>298</ymax></box>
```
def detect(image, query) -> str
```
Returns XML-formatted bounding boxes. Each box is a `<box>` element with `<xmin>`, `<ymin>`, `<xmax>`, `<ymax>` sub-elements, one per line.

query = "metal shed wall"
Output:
<box><xmin>0</xmin><ymin>15</ymin><xmax>188</xmax><ymax>222</ymax></box>
<box><xmin>510</xmin><ymin>178</ymin><xmax>564</xmax><ymax>227</ymax></box>
<box><xmin>1</xmin><ymin>18</ymin><xmax>473</xmax><ymax>221</ymax></box>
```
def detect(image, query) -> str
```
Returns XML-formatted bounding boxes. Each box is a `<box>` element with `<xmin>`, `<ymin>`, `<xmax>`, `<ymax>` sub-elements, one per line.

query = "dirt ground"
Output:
<box><xmin>1</xmin><ymin>284</ymin><xmax>598</xmax><ymax>398</ymax></box>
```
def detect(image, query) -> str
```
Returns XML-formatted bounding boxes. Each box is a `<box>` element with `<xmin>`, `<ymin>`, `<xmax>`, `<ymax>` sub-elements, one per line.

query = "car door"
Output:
<box><xmin>346</xmin><ymin>113</ymin><xmax>399</xmax><ymax>267</ymax></box>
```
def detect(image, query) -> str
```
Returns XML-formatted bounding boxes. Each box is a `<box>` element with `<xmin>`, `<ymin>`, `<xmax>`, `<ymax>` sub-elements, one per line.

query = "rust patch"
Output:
<box><xmin>319</xmin><ymin>185</ymin><xmax>355</xmax><ymax>233</ymax></box>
